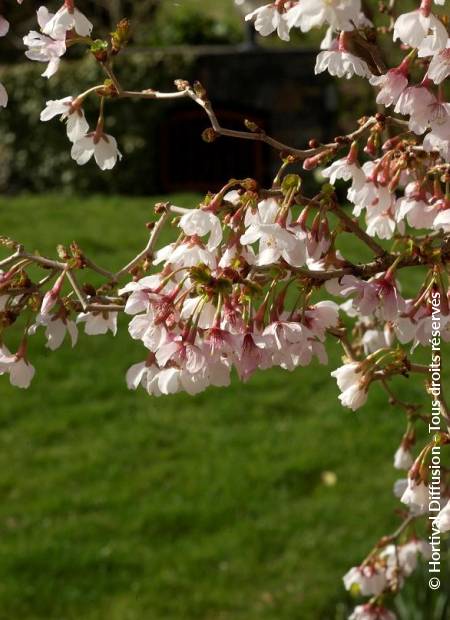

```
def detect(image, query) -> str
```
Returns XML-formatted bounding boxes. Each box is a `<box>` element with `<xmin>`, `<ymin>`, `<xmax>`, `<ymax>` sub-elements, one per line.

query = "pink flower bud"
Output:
<box><xmin>40</xmin><ymin>270</ymin><xmax>66</xmax><ymax>316</ymax></box>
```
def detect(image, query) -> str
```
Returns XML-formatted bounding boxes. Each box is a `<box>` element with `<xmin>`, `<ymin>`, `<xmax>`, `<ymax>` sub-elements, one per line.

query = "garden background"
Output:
<box><xmin>0</xmin><ymin>1</ymin><xmax>448</xmax><ymax>619</ymax></box>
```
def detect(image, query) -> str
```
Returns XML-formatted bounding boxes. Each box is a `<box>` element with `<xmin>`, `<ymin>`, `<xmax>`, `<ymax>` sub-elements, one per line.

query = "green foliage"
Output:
<box><xmin>148</xmin><ymin>2</ymin><xmax>242</xmax><ymax>46</ymax></box>
<box><xmin>0</xmin><ymin>193</ymin><xmax>447</xmax><ymax>619</ymax></box>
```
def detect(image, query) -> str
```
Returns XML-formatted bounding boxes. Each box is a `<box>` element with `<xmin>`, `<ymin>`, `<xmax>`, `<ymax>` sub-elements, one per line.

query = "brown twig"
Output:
<box><xmin>66</xmin><ymin>271</ymin><xmax>88</xmax><ymax>312</ymax></box>
<box><xmin>114</xmin><ymin>207</ymin><xmax>172</xmax><ymax>279</ymax></box>
<box><xmin>113</xmin><ymin>83</ymin><xmax>408</xmax><ymax>161</ymax></box>
<box><xmin>333</xmin><ymin>204</ymin><xmax>387</xmax><ymax>258</ymax></box>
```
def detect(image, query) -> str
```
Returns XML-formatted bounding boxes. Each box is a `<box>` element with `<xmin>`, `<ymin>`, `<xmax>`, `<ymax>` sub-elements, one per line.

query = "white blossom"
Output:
<box><xmin>435</xmin><ymin>499</ymin><xmax>450</xmax><ymax>532</ymax></box>
<box><xmin>393</xmin><ymin>445</ymin><xmax>414</xmax><ymax>470</ymax></box>
<box><xmin>71</xmin><ymin>132</ymin><xmax>122</xmax><ymax>170</ymax></box>
<box><xmin>40</xmin><ymin>97</ymin><xmax>89</xmax><ymax>142</ymax></box>
<box><xmin>315</xmin><ymin>50</ymin><xmax>371</xmax><ymax>79</ymax></box>
<box><xmin>77</xmin><ymin>311</ymin><xmax>118</xmax><ymax>336</ymax></box>
<box><xmin>393</xmin><ymin>10</ymin><xmax>447</xmax><ymax>54</ymax></box>
<box><xmin>43</xmin><ymin>5</ymin><xmax>93</xmax><ymax>38</ymax></box>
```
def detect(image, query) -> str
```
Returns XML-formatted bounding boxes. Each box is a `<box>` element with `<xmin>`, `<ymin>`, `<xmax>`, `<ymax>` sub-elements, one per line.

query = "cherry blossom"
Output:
<box><xmin>349</xmin><ymin>604</ymin><xmax>396</xmax><ymax>620</ymax></box>
<box><xmin>395</xmin><ymin>183</ymin><xmax>438</xmax><ymax>229</ymax></box>
<box><xmin>0</xmin><ymin>346</ymin><xmax>35</xmax><ymax>389</ymax></box>
<box><xmin>286</xmin><ymin>0</ymin><xmax>361</xmax><ymax>33</ymax></box>
<box><xmin>435</xmin><ymin>499</ymin><xmax>450</xmax><ymax>532</ymax></box>
<box><xmin>340</xmin><ymin>274</ymin><xmax>405</xmax><ymax>321</ymax></box>
<box><xmin>343</xmin><ymin>565</ymin><xmax>387</xmax><ymax>596</ymax></box>
<box><xmin>434</xmin><ymin>208</ymin><xmax>450</xmax><ymax>231</ymax></box>
<box><xmin>23</xmin><ymin>7</ymin><xmax>67</xmax><ymax>78</ymax></box>
<box><xmin>42</xmin><ymin>4</ymin><xmax>93</xmax><ymax>39</ymax></box>
<box><xmin>244</xmin><ymin>4</ymin><xmax>290</xmax><ymax>41</ymax></box>
<box><xmin>77</xmin><ymin>311</ymin><xmax>118</xmax><ymax>336</ymax></box>
<box><xmin>331</xmin><ymin>362</ymin><xmax>369</xmax><ymax>410</ymax></box>
<box><xmin>315</xmin><ymin>49</ymin><xmax>371</xmax><ymax>79</ymax></box>
<box><xmin>179</xmin><ymin>210</ymin><xmax>222</xmax><ymax>251</ymax></box>
<box><xmin>322</xmin><ymin>152</ymin><xmax>364</xmax><ymax>187</ymax></box>
<box><xmin>370</xmin><ymin>65</ymin><xmax>409</xmax><ymax>108</ymax></box>
<box><xmin>71</xmin><ymin>131</ymin><xmax>122</xmax><ymax>170</ymax></box>
<box><xmin>427</xmin><ymin>44</ymin><xmax>450</xmax><ymax>84</ymax></box>
<box><xmin>400</xmin><ymin>477</ymin><xmax>430</xmax><ymax>513</ymax></box>
<box><xmin>126</xmin><ymin>360</ymin><xmax>159</xmax><ymax>392</ymax></box>
<box><xmin>393</xmin><ymin>9</ymin><xmax>447</xmax><ymax>54</ymax></box>
<box><xmin>240</xmin><ymin>221</ymin><xmax>306</xmax><ymax>267</ymax></box>
<box><xmin>393</xmin><ymin>444</ymin><xmax>414</xmax><ymax>470</ymax></box>
<box><xmin>362</xmin><ymin>326</ymin><xmax>393</xmax><ymax>355</ymax></box>
<box><xmin>40</xmin><ymin>97</ymin><xmax>89</xmax><ymax>143</ymax></box>
<box><xmin>30</xmin><ymin>313</ymin><xmax>78</xmax><ymax>351</ymax></box>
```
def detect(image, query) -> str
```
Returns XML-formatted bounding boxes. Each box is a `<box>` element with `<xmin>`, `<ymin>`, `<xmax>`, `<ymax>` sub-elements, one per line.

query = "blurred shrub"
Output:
<box><xmin>0</xmin><ymin>52</ymin><xmax>196</xmax><ymax>195</ymax></box>
<box><xmin>148</xmin><ymin>5</ymin><xmax>242</xmax><ymax>46</ymax></box>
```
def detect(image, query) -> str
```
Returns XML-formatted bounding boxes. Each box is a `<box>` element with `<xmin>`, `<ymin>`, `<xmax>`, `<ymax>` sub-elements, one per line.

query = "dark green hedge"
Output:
<box><xmin>0</xmin><ymin>51</ymin><xmax>196</xmax><ymax>194</ymax></box>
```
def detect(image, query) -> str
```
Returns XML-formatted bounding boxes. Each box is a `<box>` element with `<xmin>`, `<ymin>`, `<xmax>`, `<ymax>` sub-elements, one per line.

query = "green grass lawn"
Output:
<box><xmin>0</xmin><ymin>194</ymin><xmax>443</xmax><ymax>620</ymax></box>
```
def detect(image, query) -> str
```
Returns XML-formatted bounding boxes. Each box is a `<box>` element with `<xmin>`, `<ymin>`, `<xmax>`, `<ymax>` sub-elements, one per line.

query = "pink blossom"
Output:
<box><xmin>128</xmin><ymin>312</ymin><xmax>167</xmax><ymax>352</ymax></box>
<box><xmin>154</xmin><ymin>240</ymin><xmax>217</xmax><ymax>270</ymax></box>
<box><xmin>119</xmin><ymin>275</ymin><xmax>168</xmax><ymax>316</ymax></box>
<box><xmin>40</xmin><ymin>270</ymin><xmax>66</xmax><ymax>316</ymax></box>
<box><xmin>181</xmin><ymin>296</ymin><xmax>216</xmax><ymax>329</ymax></box>
<box><xmin>240</xmin><ymin>221</ymin><xmax>307</xmax><ymax>267</ymax></box>
<box><xmin>362</xmin><ymin>327</ymin><xmax>393</xmax><ymax>354</ymax></box>
<box><xmin>234</xmin><ymin>332</ymin><xmax>269</xmax><ymax>381</ymax></box>
<box><xmin>370</xmin><ymin>67</ymin><xmax>408</xmax><ymax>108</ymax></box>
<box><xmin>393</xmin><ymin>10</ymin><xmax>447</xmax><ymax>54</ymax></box>
<box><xmin>156</xmin><ymin>337</ymin><xmax>206</xmax><ymax>375</ymax></box>
<box><xmin>340</xmin><ymin>274</ymin><xmax>405</xmax><ymax>320</ymax></box>
<box><xmin>24</xmin><ymin>8</ymin><xmax>67</xmax><ymax>79</ymax></box>
<box><xmin>395</xmin><ymin>184</ymin><xmax>437</xmax><ymax>229</ymax></box>
<box><xmin>427</xmin><ymin>45</ymin><xmax>450</xmax><ymax>84</ymax></box>
<box><xmin>349</xmin><ymin>604</ymin><xmax>396</xmax><ymax>620</ymax></box>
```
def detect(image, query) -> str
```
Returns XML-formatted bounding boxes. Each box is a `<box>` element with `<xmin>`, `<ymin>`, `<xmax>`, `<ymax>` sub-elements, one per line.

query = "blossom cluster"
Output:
<box><xmin>122</xmin><ymin>200</ymin><xmax>341</xmax><ymax>396</ymax></box>
<box><xmin>244</xmin><ymin>0</ymin><xmax>450</xmax><ymax>168</ymax></box>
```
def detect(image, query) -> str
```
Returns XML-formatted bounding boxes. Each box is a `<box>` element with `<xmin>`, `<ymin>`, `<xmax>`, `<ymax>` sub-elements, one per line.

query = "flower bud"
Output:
<box><xmin>202</xmin><ymin>128</ymin><xmax>218</xmax><ymax>143</ymax></box>
<box><xmin>41</xmin><ymin>270</ymin><xmax>66</xmax><ymax>316</ymax></box>
<box><xmin>90</xmin><ymin>39</ymin><xmax>108</xmax><ymax>63</ymax></box>
<box><xmin>111</xmin><ymin>19</ymin><xmax>130</xmax><ymax>54</ymax></box>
